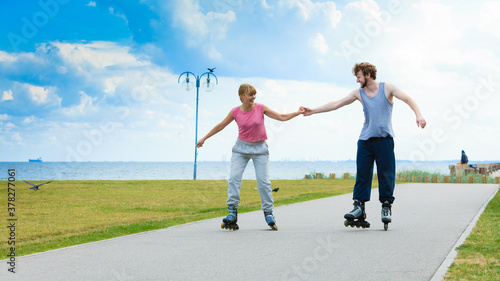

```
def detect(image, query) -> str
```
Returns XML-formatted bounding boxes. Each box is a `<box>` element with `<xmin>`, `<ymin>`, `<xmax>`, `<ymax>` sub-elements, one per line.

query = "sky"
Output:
<box><xmin>0</xmin><ymin>0</ymin><xmax>499</xmax><ymax>162</ymax></box>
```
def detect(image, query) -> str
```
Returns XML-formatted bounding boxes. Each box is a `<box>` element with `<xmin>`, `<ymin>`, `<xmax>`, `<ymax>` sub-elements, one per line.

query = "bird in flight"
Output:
<box><xmin>24</xmin><ymin>180</ymin><xmax>52</xmax><ymax>191</ymax></box>
<box><xmin>207</xmin><ymin>67</ymin><xmax>216</xmax><ymax>72</ymax></box>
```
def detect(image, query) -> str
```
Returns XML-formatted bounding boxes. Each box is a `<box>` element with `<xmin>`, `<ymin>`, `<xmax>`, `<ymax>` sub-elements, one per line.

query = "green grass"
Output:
<box><xmin>1</xmin><ymin>179</ymin><xmax>357</xmax><ymax>257</ymax></box>
<box><xmin>444</xmin><ymin>187</ymin><xmax>500</xmax><ymax>280</ymax></box>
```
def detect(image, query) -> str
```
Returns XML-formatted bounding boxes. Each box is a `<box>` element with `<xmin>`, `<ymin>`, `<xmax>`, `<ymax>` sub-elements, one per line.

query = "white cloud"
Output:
<box><xmin>50</xmin><ymin>42</ymin><xmax>149</xmax><ymax>71</ymax></box>
<box><xmin>261</xmin><ymin>0</ymin><xmax>272</xmax><ymax>9</ymax></box>
<box><xmin>171</xmin><ymin>0</ymin><xmax>236</xmax><ymax>46</ymax></box>
<box><xmin>27</xmin><ymin>85</ymin><xmax>49</xmax><ymax>104</ymax></box>
<box><xmin>62</xmin><ymin>91</ymin><xmax>97</xmax><ymax>117</ymax></box>
<box><xmin>280</xmin><ymin>0</ymin><xmax>342</xmax><ymax>28</ymax></box>
<box><xmin>309</xmin><ymin>33</ymin><xmax>328</xmax><ymax>55</ymax></box>
<box><xmin>206</xmin><ymin>45</ymin><xmax>222</xmax><ymax>60</ymax></box>
<box><xmin>11</xmin><ymin>132</ymin><xmax>22</xmax><ymax>143</ymax></box>
<box><xmin>109</xmin><ymin>7</ymin><xmax>128</xmax><ymax>24</ymax></box>
<box><xmin>365</xmin><ymin>1</ymin><xmax>468</xmax><ymax>75</ymax></box>
<box><xmin>411</xmin><ymin>1</ymin><xmax>463</xmax><ymax>44</ymax></box>
<box><xmin>0</xmin><ymin>114</ymin><xmax>9</xmax><ymax>120</ymax></box>
<box><xmin>2</xmin><ymin>89</ymin><xmax>13</xmax><ymax>101</ymax></box>
<box><xmin>103</xmin><ymin>77</ymin><xmax>125</xmax><ymax>95</ymax></box>
<box><xmin>57</xmin><ymin>66</ymin><xmax>67</xmax><ymax>74</ymax></box>
<box><xmin>23</xmin><ymin>116</ymin><xmax>35</xmax><ymax>124</ymax></box>
<box><xmin>477</xmin><ymin>1</ymin><xmax>500</xmax><ymax>37</ymax></box>
<box><xmin>345</xmin><ymin>0</ymin><xmax>380</xmax><ymax>21</ymax></box>
<box><xmin>19</xmin><ymin>84</ymin><xmax>61</xmax><ymax>106</ymax></box>
<box><xmin>87</xmin><ymin>1</ymin><xmax>96</xmax><ymax>7</ymax></box>
<box><xmin>0</xmin><ymin>51</ymin><xmax>18</xmax><ymax>63</ymax></box>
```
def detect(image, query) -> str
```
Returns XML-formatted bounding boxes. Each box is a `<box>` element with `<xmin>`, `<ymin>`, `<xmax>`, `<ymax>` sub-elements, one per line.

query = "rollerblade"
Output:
<box><xmin>381</xmin><ymin>201</ymin><xmax>392</xmax><ymax>231</ymax></box>
<box><xmin>221</xmin><ymin>205</ymin><xmax>238</xmax><ymax>231</ymax></box>
<box><xmin>264</xmin><ymin>211</ymin><xmax>278</xmax><ymax>231</ymax></box>
<box><xmin>344</xmin><ymin>199</ymin><xmax>370</xmax><ymax>229</ymax></box>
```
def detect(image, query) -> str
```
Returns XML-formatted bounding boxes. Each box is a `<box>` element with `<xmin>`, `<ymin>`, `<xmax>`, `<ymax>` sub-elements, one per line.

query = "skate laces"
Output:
<box><xmin>350</xmin><ymin>200</ymin><xmax>364</xmax><ymax>215</ymax></box>
<box><xmin>264</xmin><ymin>212</ymin><xmax>275</xmax><ymax>224</ymax></box>
<box><xmin>350</xmin><ymin>205</ymin><xmax>361</xmax><ymax>213</ymax></box>
<box><xmin>381</xmin><ymin>205</ymin><xmax>391</xmax><ymax>217</ymax></box>
<box><xmin>225</xmin><ymin>206</ymin><xmax>237</xmax><ymax>221</ymax></box>
<box><xmin>381</xmin><ymin>202</ymin><xmax>391</xmax><ymax>217</ymax></box>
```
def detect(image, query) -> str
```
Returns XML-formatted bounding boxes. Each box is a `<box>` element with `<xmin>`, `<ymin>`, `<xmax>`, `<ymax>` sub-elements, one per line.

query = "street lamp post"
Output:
<box><xmin>178</xmin><ymin>68</ymin><xmax>218</xmax><ymax>180</ymax></box>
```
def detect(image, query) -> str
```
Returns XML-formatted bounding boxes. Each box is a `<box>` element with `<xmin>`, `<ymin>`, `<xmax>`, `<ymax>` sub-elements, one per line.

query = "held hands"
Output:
<box><xmin>300</xmin><ymin>106</ymin><xmax>313</xmax><ymax>116</ymax></box>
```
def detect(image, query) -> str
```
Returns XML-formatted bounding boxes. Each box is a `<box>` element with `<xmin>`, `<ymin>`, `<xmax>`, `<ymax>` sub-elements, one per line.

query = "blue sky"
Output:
<box><xmin>1</xmin><ymin>0</ymin><xmax>499</xmax><ymax>162</ymax></box>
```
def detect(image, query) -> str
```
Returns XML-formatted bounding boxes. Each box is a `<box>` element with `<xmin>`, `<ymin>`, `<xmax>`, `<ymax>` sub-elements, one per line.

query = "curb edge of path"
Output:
<box><xmin>430</xmin><ymin>186</ymin><xmax>499</xmax><ymax>281</ymax></box>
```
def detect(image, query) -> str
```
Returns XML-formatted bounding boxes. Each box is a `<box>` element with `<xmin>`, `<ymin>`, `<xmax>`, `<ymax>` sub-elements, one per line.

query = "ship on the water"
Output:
<box><xmin>29</xmin><ymin>157</ymin><xmax>43</xmax><ymax>162</ymax></box>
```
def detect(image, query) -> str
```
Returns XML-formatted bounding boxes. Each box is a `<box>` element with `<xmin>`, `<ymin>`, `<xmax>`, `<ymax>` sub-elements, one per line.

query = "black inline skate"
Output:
<box><xmin>381</xmin><ymin>201</ymin><xmax>392</xmax><ymax>231</ymax></box>
<box><xmin>264</xmin><ymin>211</ymin><xmax>278</xmax><ymax>231</ymax></box>
<box><xmin>344</xmin><ymin>199</ymin><xmax>370</xmax><ymax>229</ymax></box>
<box><xmin>221</xmin><ymin>205</ymin><xmax>238</xmax><ymax>231</ymax></box>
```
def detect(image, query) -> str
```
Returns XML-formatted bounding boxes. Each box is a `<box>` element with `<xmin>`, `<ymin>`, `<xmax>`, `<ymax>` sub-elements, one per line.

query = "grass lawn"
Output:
<box><xmin>444</xmin><ymin>187</ymin><xmax>500</xmax><ymax>280</ymax></box>
<box><xmin>1</xmin><ymin>179</ymin><xmax>361</xmax><ymax>257</ymax></box>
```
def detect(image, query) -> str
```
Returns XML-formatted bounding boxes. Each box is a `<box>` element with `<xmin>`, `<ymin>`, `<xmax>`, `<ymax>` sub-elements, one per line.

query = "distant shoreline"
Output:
<box><xmin>1</xmin><ymin>161</ymin><xmax>498</xmax><ymax>181</ymax></box>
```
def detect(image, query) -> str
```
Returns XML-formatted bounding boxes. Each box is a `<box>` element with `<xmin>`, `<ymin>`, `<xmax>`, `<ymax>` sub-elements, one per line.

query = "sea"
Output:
<box><xmin>0</xmin><ymin>161</ymin><xmax>479</xmax><ymax>181</ymax></box>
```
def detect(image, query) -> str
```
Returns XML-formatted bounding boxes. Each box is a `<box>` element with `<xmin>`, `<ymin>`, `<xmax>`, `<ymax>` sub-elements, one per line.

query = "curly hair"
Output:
<box><xmin>352</xmin><ymin>62</ymin><xmax>377</xmax><ymax>80</ymax></box>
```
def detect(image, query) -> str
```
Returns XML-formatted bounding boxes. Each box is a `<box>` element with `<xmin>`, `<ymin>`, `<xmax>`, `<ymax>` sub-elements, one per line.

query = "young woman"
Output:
<box><xmin>197</xmin><ymin>84</ymin><xmax>303</xmax><ymax>230</ymax></box>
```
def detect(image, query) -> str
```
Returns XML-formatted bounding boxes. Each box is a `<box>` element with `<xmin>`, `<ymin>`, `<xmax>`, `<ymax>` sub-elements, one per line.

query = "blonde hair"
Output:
<box><xmin>238</xmin><ymin>84</ymin><xmax>256</xmax><ymax>99</ymax></box>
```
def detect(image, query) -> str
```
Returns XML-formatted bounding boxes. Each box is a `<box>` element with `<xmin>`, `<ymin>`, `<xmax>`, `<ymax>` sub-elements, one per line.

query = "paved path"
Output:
<box><xmin>2</xmin><ymin>183</ymin><xmax>498</xmax><ymax>281</ymax></box>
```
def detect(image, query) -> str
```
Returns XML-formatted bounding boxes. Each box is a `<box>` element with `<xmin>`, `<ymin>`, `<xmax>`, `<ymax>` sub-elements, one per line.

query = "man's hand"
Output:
<box><xmin>417</xmin><ymin>116</ymin><xmax>426</xmax><ymax>129</ymax></box>
<box><xmin>300</xmin><ymin>106</ymin><xmax>314</xmax><ymax>116</ymax></box>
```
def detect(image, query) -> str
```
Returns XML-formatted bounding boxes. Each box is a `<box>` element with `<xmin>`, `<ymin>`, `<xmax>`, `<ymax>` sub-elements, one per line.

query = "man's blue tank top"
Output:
<box><xmin>359</xmin><ymin>82</ymin><xmax>395</xmax><ymax>140</ymax></box>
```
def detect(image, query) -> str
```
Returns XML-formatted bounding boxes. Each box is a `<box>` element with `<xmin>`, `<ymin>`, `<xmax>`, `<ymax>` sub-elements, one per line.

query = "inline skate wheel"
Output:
<box><xmin>344</xmin><ymin>220</ymin><xmax>348</xmax><ymax>227</ymax></box>
<box><xmin>384</xmin><ymin>223</ymin><xmax>388</xmax><ymax>231</ymax></box>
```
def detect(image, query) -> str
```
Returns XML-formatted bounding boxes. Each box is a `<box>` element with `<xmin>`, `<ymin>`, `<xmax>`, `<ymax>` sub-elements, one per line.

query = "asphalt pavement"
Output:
<box><xmin>2</xmin><ymin>183</ymin><xmax>498</xmax><ymax>281</ymax></box>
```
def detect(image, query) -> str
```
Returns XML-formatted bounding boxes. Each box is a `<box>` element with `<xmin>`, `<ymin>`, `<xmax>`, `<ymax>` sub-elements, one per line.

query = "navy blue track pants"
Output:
<box><xmin>353</xmin><ymin>137</ymin><xmax>395</xmax><ymax>203</ymax></box>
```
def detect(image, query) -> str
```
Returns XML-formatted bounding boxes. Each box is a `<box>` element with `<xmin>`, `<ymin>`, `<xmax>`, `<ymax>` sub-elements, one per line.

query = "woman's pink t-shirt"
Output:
<box><xmin>231</xmin><ymin>103</ymin><xmax>267</xmax><ymax>142</ymax></box>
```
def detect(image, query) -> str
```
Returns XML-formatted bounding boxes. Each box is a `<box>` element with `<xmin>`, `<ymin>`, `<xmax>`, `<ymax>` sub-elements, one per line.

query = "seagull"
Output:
<box><xmin>207</xmin><ymin>67</ymin><xmax>216</xmax><ymax>72</ymax></box>
<box><xmin>272</xmin><ymin>187</ymin><xmax>279</xmax><ymax>192</ymax></box>
<box><xmin>23</xmin><ymin>180</ymin><xmax>52</xmax><ymax>191</ymax></box>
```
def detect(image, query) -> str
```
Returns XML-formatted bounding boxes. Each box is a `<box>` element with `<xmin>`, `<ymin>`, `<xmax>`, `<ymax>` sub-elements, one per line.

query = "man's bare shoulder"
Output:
<box><xmin>384</xmin><ymin>82</ymin><xmax>400</xmax><ymax>93</ymax></box>
<box><xmin>349</xmin><ymin>88</ymin><xmax>361</xmax><ymax>101</ymax></box>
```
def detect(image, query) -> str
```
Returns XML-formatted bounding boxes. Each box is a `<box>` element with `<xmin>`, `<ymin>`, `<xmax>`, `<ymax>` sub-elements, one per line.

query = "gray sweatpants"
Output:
<box><xmin>227</xmin><ymin>138</ymin><xmax>274</xmax><ymax>212</ymax></box>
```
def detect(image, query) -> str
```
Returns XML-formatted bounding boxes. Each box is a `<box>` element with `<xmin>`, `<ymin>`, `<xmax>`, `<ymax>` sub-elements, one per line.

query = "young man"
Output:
<box><xmin>301</xmin><ymin>62</ymin><xmax>426</xmax><ymax>230</ymax></box>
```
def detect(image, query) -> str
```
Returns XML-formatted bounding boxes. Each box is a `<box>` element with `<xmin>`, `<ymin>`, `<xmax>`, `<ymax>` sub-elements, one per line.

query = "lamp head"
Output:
<box><xmin>203</xmin><ymin>76</ymin><xmax>215</xmax><ymax>92</ymax></box>
<box><xmin>182</xmin><ymin>75</ymin><xmax>195</xmax><ymax>91</ymax></box>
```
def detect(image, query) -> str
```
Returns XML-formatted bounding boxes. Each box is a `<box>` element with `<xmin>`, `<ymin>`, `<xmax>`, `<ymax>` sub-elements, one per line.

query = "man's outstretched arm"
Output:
<box><xmin>301</xmin><ymin>89</ymin><xmax>359</xmax><ymax>116</ymax></box>
<box><xmin>387</xmin><ymin>83</ymin><xmax>426</xmax><ymax>128</ymax></box>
